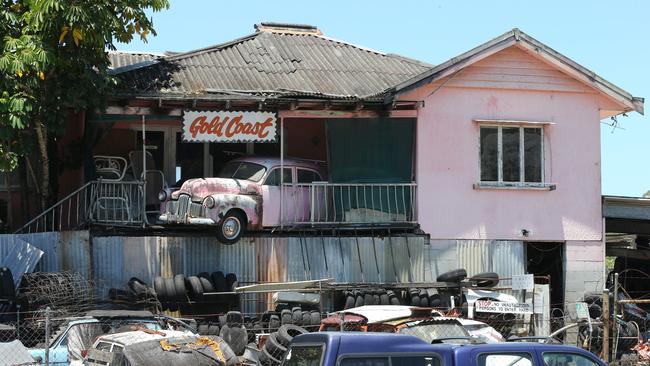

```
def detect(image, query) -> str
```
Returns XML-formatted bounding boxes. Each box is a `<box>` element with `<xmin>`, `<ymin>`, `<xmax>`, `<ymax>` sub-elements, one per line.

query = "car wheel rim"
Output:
<box><xmin>222</xmin><ymin>217</ymin><xmax>241</xmax><ymax>240</ymax></box>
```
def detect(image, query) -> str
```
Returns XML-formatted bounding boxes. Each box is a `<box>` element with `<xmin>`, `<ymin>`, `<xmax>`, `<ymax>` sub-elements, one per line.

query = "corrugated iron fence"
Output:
<box><xmin>0</xmin><ymin>231</ymin><xmax>528</xmax><ymax>313</ymax></box>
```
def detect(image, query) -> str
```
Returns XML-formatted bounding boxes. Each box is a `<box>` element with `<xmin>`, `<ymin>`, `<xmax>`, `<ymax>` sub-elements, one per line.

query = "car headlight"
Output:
<box><xmin>203</xmin><ymin>196</ymin><xmax>216</xmax><ymax>209</ymax></box>
<box><xmin>158</xmin><ymin>190</ymin><xmax>167</xmax><ymax>202</ymax></box>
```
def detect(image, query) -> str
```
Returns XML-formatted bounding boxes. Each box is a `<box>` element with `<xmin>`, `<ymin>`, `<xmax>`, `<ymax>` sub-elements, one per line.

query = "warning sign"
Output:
<box><xmin>474</xmin><ymin>300</ymin><xmax>533</xmax><ymax>315</ymax></box>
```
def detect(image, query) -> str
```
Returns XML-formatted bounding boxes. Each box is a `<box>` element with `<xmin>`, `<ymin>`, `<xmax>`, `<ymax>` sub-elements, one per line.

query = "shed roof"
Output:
<box><xmin>113</xmin><ymin>23</ymin><xmax>431</xmax><ymax>101</ymax></box>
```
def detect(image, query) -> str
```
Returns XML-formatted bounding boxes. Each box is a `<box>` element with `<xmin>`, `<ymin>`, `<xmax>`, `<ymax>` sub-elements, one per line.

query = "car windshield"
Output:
<box><xmin>217</xmin><ymin>162</ymin><xmax>266</xmax><ymax>182</ymax></box>
<box><xmin>398</xmin><ymin>323</ymin><xmax>469</xmax><ymax>343</ymax></box>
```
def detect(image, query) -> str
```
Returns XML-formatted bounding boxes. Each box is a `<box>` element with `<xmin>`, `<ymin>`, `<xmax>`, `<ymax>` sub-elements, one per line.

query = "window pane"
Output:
<box><xmin>524</xmin><ymin>128</ymin><xmax>542</xmax><ymax>183</ymax></box>
<box><xmin>283</xmin><ymin>345</ymin><xmax>323</xmax><ymax>366</ymax></box>
<box><xmin>232</xmin><ymin>162</ymin><xmax>266</xmax><ymax>182</ymax></box>
<box><xmin>297</xmin><ymin>169</ymin><xmax>321</xmax><ymax>183</ymax></box>
<box><xmin>392</xmin><ymin>356</ymin><xmax>440</xmax><ymax>366</ymax></box>
<box><xmin>478</xmin><ymin>353</ymin><xmax>532</xmax><ymax>366</ymax></box>
<box><xmin>340</xmin><ymin>357</ymin><xmax>389</xmax><ymax>366</ymax></box>
<box><xmin>502</xmin><ymin>127</ymin><xmax>520</xmax><ymax>182</ymax></box>
<box><xmin>480</xmin><ymin>127</ymin><xmax>498</xmax><ymax>181</ymax></box>
<box><xmin>542</xmin><ymin>352</ymin><xmax>598</xmax><ymax>366</ymax></box>
<box><xmin>265</xmin><ymin>168</ymin><xmax>292</xmax><ymax>186</ymax></box>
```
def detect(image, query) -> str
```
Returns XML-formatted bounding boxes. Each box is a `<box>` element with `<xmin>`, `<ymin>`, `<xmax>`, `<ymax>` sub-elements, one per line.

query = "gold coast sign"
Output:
<box><xmin>182</xmin><ymin>110</ymin><xmax>277</xmax><ymax>143</ymax></box>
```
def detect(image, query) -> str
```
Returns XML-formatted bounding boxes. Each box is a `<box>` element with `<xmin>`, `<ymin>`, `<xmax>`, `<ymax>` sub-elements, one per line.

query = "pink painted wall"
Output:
<box><xmin>409</xmin><ymin>46</ymin><xmax>611</xmax><ymax>241</ymax></box>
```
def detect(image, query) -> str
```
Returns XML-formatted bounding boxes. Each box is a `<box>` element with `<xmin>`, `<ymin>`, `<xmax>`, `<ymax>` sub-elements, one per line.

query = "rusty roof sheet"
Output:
<box><xmin>114</xmin><ymin>30</ymin><xmax>432</xmax><ymax>100</ymax></box>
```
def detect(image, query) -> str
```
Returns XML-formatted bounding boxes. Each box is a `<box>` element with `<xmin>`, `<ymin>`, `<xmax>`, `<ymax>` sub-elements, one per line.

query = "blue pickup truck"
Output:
<box><xmin>281</xmin><ymin>332</ymin><xmax>606</xmax><ymax>366</ymax></box>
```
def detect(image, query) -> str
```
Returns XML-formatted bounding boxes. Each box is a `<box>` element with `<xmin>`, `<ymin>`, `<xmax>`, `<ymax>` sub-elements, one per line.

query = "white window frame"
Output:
<box><xmin>474</xmin><ymin>120</ymin><xmax>555</xmax><ymax>191</ymax></box>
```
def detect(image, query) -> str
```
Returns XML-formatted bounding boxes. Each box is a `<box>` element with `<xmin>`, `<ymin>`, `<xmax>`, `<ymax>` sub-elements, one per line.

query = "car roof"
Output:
<box><xmin>294</xmin><ymin>333</ymin><xmax>602</xmax><ymax>358</ymax></box>
<box><xmin>229</xmin><ymin>156</ymin><xmax>322</xmax><ymax>170</ymax></box>
<box><xmin>85</xmin><ymin>310</ymin><xmax>156</xmax><ymax>319</ymax></box>
<box><xmin>340</xmin><ymin>305</ymin><xmax>438</xmax><ymax>324</ymax></box>
<box><xmin>95</xmin><ymin>330</ymin><xmax>190</xmax><ymax>346</ymax></box>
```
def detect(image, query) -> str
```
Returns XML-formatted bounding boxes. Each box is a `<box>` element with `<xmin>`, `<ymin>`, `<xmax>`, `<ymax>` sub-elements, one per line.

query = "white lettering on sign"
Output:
<box><xmin>474</xmin><ymin>300</ymin><xmax>533</xmax><ymax>314</ymax></box>
<box><xmin>182</xmin><ymin>110</ymin><xmax>277</xmax><ymax>143</ymax></box>
<box><xmin>512</xmin><ymin>274</ymin><xmax>535</xmax><ymax>291</ymax></box>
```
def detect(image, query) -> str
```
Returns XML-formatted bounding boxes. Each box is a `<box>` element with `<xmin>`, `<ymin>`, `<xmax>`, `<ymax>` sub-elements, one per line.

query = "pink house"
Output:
<box><xmin>392</xmin><ymin>29</ymin><xmax>643</xmax><ymax>306</ymax></box>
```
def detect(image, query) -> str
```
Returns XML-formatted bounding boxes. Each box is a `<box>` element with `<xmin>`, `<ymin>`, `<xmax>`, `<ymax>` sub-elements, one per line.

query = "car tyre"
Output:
<box><xmin>437</xmin><ymin>268</ymin><xmax>468</xmax><ymax>282</ymax></box>
<box><xmin>186</xmin><ymin>276</ymin><xmax>204</xmax><ymax>301</ymax></box>
<box><xmin>469</xmin><ymin>272</ymin><xmax>500</xmax><ymax>288</ymax></box>
<box><xmin>264</xmin><ymin>333</ymin><xmax>288</xmax><ymax>359</ymax></box>
<box><xmin>173</xmin><ymin>274</ymin><xmax>187</xmax><ymax>302</ymax></box>
<box><xmin>216</xmin><ymin>211</ymin><xmax>246</xmax><ymax>245</ymax></box>
<box><xmin>276</xmin><ymin>325</ymin><xmax>308</xmax><ymax>347</ymax></box>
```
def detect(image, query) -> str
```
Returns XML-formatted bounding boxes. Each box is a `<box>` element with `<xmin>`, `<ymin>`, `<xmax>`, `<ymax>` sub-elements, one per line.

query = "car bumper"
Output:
<box><xmin>158</xmin><ymin>214</ymin><xmax>216</xmax><ymax>225</ymax></box>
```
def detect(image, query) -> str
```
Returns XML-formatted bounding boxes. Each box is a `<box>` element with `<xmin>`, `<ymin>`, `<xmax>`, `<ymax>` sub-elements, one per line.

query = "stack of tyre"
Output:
<box><xmin>153</xmin><ymin>271</ymin><xmax>238</xmax><ymax>312</ymax></box>
<box><xmin>341</xmin><ymin>288</ymin><xmax>400</xmax><ymax>309</ymax></box>
<box><xmin>259</xmin><ymin>324</ymin><xmax>308</xmax><ymax>366</ymax></box>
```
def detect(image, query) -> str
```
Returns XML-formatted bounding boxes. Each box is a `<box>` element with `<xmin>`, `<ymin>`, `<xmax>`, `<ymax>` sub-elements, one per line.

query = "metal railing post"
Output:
<box><xmin>602</xmin><ymin>289</ymin><xmax>610</xmax><ymax>362</ymax></box>
<box><xmin>44</xmin><ymin>306</ymin><xmax>51</xmax><ymax>366</ymax></box>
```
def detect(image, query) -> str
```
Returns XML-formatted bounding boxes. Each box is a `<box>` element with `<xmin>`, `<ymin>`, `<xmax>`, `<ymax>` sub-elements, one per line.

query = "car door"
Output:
<box><xmin>261</xmin><ymin>167</ymin><xmax>293</xmax><ymax>227</ymax></box>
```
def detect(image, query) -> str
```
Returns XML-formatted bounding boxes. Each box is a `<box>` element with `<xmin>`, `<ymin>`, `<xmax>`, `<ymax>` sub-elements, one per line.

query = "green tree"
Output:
<box><xmin>0</xmin><ymin>0</ymin><xmax>168</xmax><ymax>209</ymax></box>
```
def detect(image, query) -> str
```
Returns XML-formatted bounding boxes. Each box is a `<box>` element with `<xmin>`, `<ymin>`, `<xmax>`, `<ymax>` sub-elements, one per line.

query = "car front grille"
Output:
<box><xmin>166</xmin><ymin>194</ymin><xmax>205</xmax><ymax>219</ymax></box>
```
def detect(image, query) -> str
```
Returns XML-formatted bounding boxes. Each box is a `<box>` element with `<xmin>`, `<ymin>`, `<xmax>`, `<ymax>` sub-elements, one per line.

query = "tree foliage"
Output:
<box><xmin>0</xmin><ymin>0</ymin><xmax>168</xmax><ymax>205</ymax></box>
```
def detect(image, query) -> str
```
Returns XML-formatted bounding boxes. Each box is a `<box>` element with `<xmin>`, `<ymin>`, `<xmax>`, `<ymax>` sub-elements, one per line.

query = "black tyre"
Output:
<box><xmin>291</xmin><ymin>307</ymin><xmax>302</xmax><ymax>325</ymax></box>
<box><xmin>227</xmin><ymin>311</ymin><xmax>244</xmax><ymax>327</ymax></box>
<box><xmin>281</xmin><ymin>309</ymin><xmax>292</xmax><ymax>325</ymax></box>
<box><xmin>344</xmin><ymin>293</ymin><xmax>355</xmax><ymax>309</ymax></box>
<box><xmin>220</xmin><ymin>325</ymin><xmax>247</xmax><ymax>356</ymax></box>
<box><xmin>310</xmin><ymin>311</ymin><xmax>321</xmax><ymax>326</ymax></box>
<box><xmin>419</xmin><ymin>290</ymin><xmax>429</xmax><ymax>307</ymax></box>
<box><xmin>186</xmin><ymin>276</ymin><xmax>204</xmax><ymax>301</ymax></box>
<box><xmin>153</xmin><ymin>276</ymin><xmax>167</xmax><ymax>301</ymax></box>
<box><xmin>364</xmin><ymin>292</ymin><xmax>374</xmax><ymax>306</ymax></box>
<box><xmin>354</xmin><ymin>292</ymin><xmax>364</xmax><ymax>307</ymax></box>
<box><xmin>429</xmin><ymin>293</ymin><xmax>442</xmax><ymax>307</ymax></box>
<box><xmin>164</xmin><ymin>278</ymin><xmax>177</xmax><ymax>311</ymax></box>
<box><xmin>301</xmin><ymin>311</ymin><xmax>311</xmax><ymax>327</ymax></box>
<box><xmin>173</xmin><ymin>274</ymin><xmax>187</xmax><ymax>302</ymax></box>
<box><xmin>211</xmin><ymin>271</ymin><xmax>229</xmax><ymax>292</ymax></box>
<box><xmin>410</xmin><ymin>292</ymin><xmax>421</xmax><ymax>306</ymax></box>
<box><xmin>387</xmin><ymin>290</ymin><xmax>400</xmax><ymax>305</ymax></box>
<box><xmin>199</xmin><ymin>276</ymin><xmax>215</xmax><ymax>293</ymax></box>
<box><xmin>219</xmin><ymin>314</ymin><xmax>227</xmax><ymax>327</ymax></box>
<box><xmin>226</xmin><ymin>273</ymin><xmax>238</xmax><ymax>290</ymax></box>
<box><xmin>261</xmin><ymin>345</ymin><xmax>282</xmax><ymax>366</ymax></box>
<box><xmin>379</xmin><ymin>291</ymin><xmax>389</xmax><ymax>305</ymax></box>
<box><xmin>127</xmin><ymin>277</ymin><xmax>148</xmax><ymax>296</ymax></box>
<box><xmin>276</xmin><ymin>325</ymin><xmax>308</xmax><ymax>347</ymax></box>
<box><xmin>268</xmin><ymin>314</ymin><xmax>281</xmax><ymax>331</ymax></box>
<box><xmin>469</xmin><ymin>272</ymin><xmax>499</xmax><ymax>288</ymax></box>
<box><xmin>216</xmin><ymin>210</ymin><xmax>246</xmax><ymax>245</ymax></box>
<box><xmin>197</xmin><ymin>324</ymin><xmax>209</xmax><ymax>335</ymax></box>
<box><xmin>208</xmin><ymin>324</ymin><xmax>220</xmax><ymax>336</ymax></box>
<box><xmin>264</xmin><ymin>333</ymin><xmax>288</xmax><ymax>359</ymax></box>
<box><xmin>437</xmin><ymin>268</ymin><xmax>468</xmax><ymax>282</ymax></box>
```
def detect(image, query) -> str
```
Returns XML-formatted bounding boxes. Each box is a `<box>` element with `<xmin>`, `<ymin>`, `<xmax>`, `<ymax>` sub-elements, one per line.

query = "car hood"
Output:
<box><xmin>172</xmin><ymin>178</ymin><xmax>261</xmax><ymax>201</ymax></box>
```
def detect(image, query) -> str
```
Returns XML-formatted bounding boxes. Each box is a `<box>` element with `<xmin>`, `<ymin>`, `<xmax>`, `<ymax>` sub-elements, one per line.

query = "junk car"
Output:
<box><xmin>159</xmin><ymin>157</ymin><xmax>325</xmax><ymax>244</ymax></box>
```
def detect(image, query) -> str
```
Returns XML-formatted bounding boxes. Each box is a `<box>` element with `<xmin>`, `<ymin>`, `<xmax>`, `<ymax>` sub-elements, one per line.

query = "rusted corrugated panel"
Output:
<box><xmin>92</xmin><ymin>236</ymin><xmax>127</xmax><ymax>297</ymax></box>
<box><xmin>59</xmin><ymin>231</ymin><xmax>91</xmax><ymax>280</ymax></box>
<box><xmin>457</xmin><ymin>239</ymin><xmax>525</xmax><ymax>287</ymax></box>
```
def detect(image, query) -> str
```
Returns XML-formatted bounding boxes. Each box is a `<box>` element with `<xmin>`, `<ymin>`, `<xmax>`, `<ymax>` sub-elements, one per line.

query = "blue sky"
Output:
<box><xmin>118</xmin><ymin>0</ymin><xmax>649</xmax><ymax>197</ymax></box>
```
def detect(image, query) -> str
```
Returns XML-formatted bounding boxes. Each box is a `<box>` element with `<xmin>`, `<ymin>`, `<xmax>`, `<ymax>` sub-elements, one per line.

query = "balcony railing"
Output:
<box><xmin>15</xmin><ymin>180</ymin><xmax>145</xmax><ymax>234</ymax></box>
<box><xmin>282</xmin><ymin>182</ymin><xmax>417</xmax><ymax>227</ymax></box>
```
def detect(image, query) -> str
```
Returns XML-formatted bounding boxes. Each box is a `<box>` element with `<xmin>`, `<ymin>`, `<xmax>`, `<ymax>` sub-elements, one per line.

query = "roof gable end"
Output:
<box><xmin>388</xmin><ymin>29</ymin><xmax>643</xmax><ymax>115</ymax></box>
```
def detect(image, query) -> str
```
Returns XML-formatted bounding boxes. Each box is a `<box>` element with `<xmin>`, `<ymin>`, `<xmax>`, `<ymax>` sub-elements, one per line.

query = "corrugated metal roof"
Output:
<box><xmin>108</xmin><ymin>51</ymin><xmax>164</xmax><ymax>70</ymax></box>
<box><xmin>115</xmin><ymin>29</ymin><xmax>432</xmax><ymax>100</ymax></box>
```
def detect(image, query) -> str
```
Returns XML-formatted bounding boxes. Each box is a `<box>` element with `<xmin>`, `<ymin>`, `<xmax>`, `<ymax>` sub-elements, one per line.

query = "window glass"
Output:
<box><xmin>480</xmin><ymin>127</ymin><xmax>498</xmax><ymax>181</ymax></box>
<box><xmin>217</xmin><ymin>162</ymin><xmax>240</xmax><ymax>178</ymax></box>
<box><xmin>233</xmin><ymin>162</ymin><xmax>266</xmax><ymax>182</ymax></box>
<box><xmin>502</xmin><ymin>127</ymin><xmax>520</xmax><ymax>182</ymax></box>
<box><xmin>524</xmin><ymin>128</ymin><xmax>542</xmax><ymax>183</ymax></box>
<box><xmin>283</xmin><ymin>345</ymin><xmax>323</xmax><ymax>366</ymax></box>
<box><xmin>297</xmin><ymin>169</ymin><xmax>321</xmax><ymax>183</ymax></box>
<box><xmin>392</xmin><ymin>356</ymin><xmax>440</xmax><ymax>366</ymax></box>
<box><xmin>265</xmin><ymin>168</ymin><xmax>292</xmax><ymax>186</ymax></box>
<box><xmin>478</xmin><ymin>353</ymin><xmax>533</xmax><ymax>366</ymax></box>
<box><xmin>542</xmin><ymin>352</ymin><xmax>599</xmax><ymax>366</ymax></box>
<box><xmin>95</xmin><ymin>341</ymin><xmax>112</xmax><ymax>351</ymax></box>
<box><xmin>340</xmin><ymin>357</ymin><xmax>389</xmax><ymax>366</ymax></box>
<box><xmin>398</xmin><ymin>323</ymin><xmax>469</xmax><ymax>343</ymax></box>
